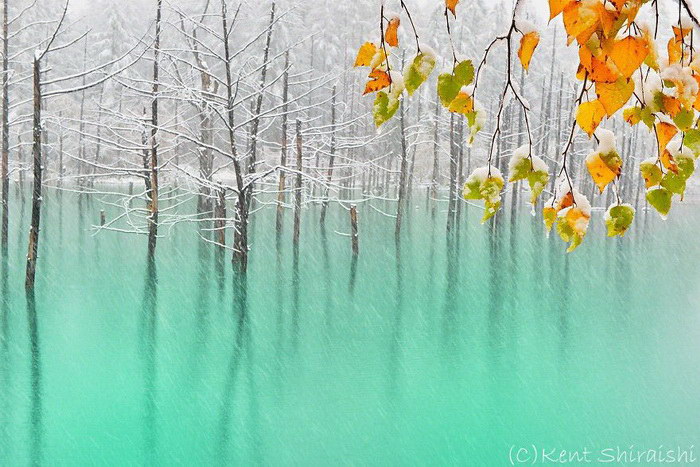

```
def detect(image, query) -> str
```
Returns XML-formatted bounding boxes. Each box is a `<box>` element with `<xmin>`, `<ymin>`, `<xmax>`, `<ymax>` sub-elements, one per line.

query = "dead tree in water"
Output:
<box><xmin>147</xmin><ymin>0</ymin><xmax>163</xmax><ymax>262</ymax></box>
<box><xmin>320</xmin><ymin>86</ymin><xmax>337</xmax><ymax>226</ymax></box>
<box><xmin>293</xmin><ymin>119</ymin><xmax>302</xmax><ymax>249</ymax></box>
<box><xmin>276</xmin><ymin>50</ymin><xmax>290</xmax><ymax>240</ymax></box>
<box><xmin>24</xmin><ymin>3</ymin><xmax>147</xmax><ymax>289</ymax></box>
<box><xmin>395</xmin><ymin>99</ymin><xmax>409</xmax><ymax>240</ymax></box>
<box><xmin>0</xmin><ymin>0</ymin><xmax>8</xmax><ymax>257</ymax></box>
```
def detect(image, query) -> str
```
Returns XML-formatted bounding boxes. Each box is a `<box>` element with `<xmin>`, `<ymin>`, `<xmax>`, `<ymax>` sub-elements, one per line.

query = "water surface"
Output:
<box><xmin>1</xmin><ymin>187</ymin><xmax>699</xmax><ymax>465</ymax></box>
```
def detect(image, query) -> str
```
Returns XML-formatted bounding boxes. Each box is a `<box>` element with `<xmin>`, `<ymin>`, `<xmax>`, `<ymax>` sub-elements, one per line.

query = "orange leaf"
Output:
<box><xmin>661</xmin><ymin>95</ymin><xmax>682</xmax><ymax>117</ymax></box>
<box><xmin>609</xmin><ymin>0</ymin><xmax>625</xmax><ymax>11</ymax></box>
<box><xmin>668</xmin><ymin>37</ymin><xmax>682</xmax><ymax>64</ymax></box>
<box><xmin>576</xmin><ymin>99</ymin><xmax>606</xmax><ymax>136</ymax></box>
<box><xmin>579</xmin><ymin>46</ymin><xmax>593</xmax><ymax>71</ymax></box>
<box><xmin>596</xmin><ymin>78</ymin><xmax>634</xmax><ymax>116</ymax></box>
<box><xmin>563</xmin><ymin>1</ymin><xmax>598</xmax><ymax>45</ymax></box>
<box><xmin>609</xmin><ymin>36</ymin><xmax>649</xmax><ymax>78</ymax></box>
<box><xmin>446</xmin><ymin>0</ymin><xmax>460</xmax><ymax>16</ymax></box>
<box><xmin>354</xmin><ymin>42</ymin><xmax>377</xmax><ymax>67</ymax></box>
<box><xmin>518</xmin><ymin>31</ymin><xmax>540</xmax><ymax>71</ymax></box>
<box><xmin>693</xmin><ymin>75</ymin><xmax>700</xmax><ymax>111</ymax></box>
<box><xmin>673</xmin><ymin>25</ymin><xmax>692</xmax><ymax>42</ymax></box>
<box><xmin>586</xmin><ymin>151</ymin><xmax>622</xmax><ymax>193</ymax></box>
<box><xmin>385</xmin><ymin>17</ymin><xmax>400</xmax><ymax>47</ymax></box>
<box><xmin>661</xmin><ymin>149</ymin><xmax>679</xmax><ymax>174</ymax></box>
<box><xmin>549</xmin><ymin>0</ymin><xmax>572</xmax><ymax>20</ymax></box>
<box><xmin>596</xmin><ymin>2</ymin><xmax>617</xmax><ymax>37</ymax></box>
<box><xmin>363</xmin><ymin>70</ymin><xmax>391</xmax><ymax>95</ymax></box>
<box><xmin>655</xmin><ymin>121</ymin><xmax>678</xmax><ymax>155</ymax></box>
<box><xmin>588</xmin><ymin>56</ymin><xmax>619</xmax><ymax>83</ymax></box>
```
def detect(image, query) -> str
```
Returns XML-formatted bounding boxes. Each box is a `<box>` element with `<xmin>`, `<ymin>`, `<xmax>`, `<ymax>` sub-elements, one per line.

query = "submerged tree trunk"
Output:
<box><xmin>25</xmin><ymin>58</ymin><xmax>42</xmax><ymax>290</ymax></box>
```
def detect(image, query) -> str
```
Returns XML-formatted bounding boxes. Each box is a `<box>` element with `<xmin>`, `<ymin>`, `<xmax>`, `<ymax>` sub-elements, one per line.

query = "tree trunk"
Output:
<box><xmin>293</xmin><ymin>120</ymin><xmax>302</xmax><ymax>248</ymax></box>
<box><xmin>275</xmin><ymin>50</ymin><xmax>289</xmax><ymax>239</ymax></box>
<box><xmin>1</xmin><ymin>0</ymin><xmax>8</xmax><ymax>256</ymax></box>
<box><xmin>395</xmin><ymin>99</ymin><xmax>409</xmax><ymax>240</ymax></box>
<box><xmin>147</xmin><ymin>0</ymin><xmax>162</xmax><ymax>261</ymax></box>
<box><xmin>25</xmin><ymin>58</ymin><xmax>42</xmax><ymax>290</ymax></box>
<box><xmin>320</xmin><ymin>86</ymin><xmax>337</xmax><ymax>225</ymax></box>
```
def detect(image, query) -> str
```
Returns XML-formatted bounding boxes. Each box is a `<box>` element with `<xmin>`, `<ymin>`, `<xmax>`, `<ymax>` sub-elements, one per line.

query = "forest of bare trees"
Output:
<box><xmin>0</xmin><ymin>0</ymin><xmax>695</xmax><ymax>296</ymax></box>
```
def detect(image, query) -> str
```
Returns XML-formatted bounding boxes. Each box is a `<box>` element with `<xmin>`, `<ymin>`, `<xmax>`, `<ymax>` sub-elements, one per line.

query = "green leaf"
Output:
<box><xmin>453</xmin><ymin>60</ymin><xmax>474</xmax><ymax>87</ymax></box>
<box><xmin>673</xmin><ymin>108</ymin><xmax>694</xmax><ymax>131</ymax></box>
<box><xmin>684</xmin><ymin>129</ymin><xmax>700</xmax><ymax>155</ymax></box>
<box><xmin>640</xmin><ymin>161</ymin><xmax>662</xmax><ymax>188</ymax></box>
<box><xmin>646</xmin><ymin>186</ymin><xmax>672</xmax><ymax>218</ymax></box>
<box><xmin>373</xmin><ymin>91</ymin><xmax>400</xmax><ymax>127</ymax></box>
<box><xmin>404</xmin><ymin>53</ymin><xmax>436</xmax><ymax>96</ymax></box>
<box><xmin>437</xmin><ymin>73</ymin><xmax>460</xmax><ymax>107</ymax></box>
<box><xmin>482</xmin><ymin>200</ymin><xmax>501</xmax><ymax>223</ymax></box>
<box><xmin>640</xmin><ymin>106</ymin><xmax>655</xmax><ymax>129</ymax></box>
<box><xmin>660</xmin><ymin>172</ymin><xmax>686</xmax><ymax>196</ymax></box>
<box><xmin>605</xmin><ymin>204</ymin><xmax>635</xmax><ymax>237</ymax></box>
<box><xmin>527</xmin><ymin>170</ymin><xmax>549</xmax><ymax>204</ymax></box>
<box><xmin>462</xmin><ymin>177</ymin><xmax>482</xmax><ymax>199</ymax></box>
<box><xmin>677</xmin><ymin>155</ymin><xmax>695</xmax><ymax>179</ymax></box>
<box><xmin>509</xmin><ymin>157</ymin><xmax>531</xmax><ymax>182</ymax></box>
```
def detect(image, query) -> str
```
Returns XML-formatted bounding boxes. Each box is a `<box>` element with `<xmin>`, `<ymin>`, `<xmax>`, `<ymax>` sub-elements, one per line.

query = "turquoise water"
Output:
<box><xmin>1</xmin><ymin>187</ymin><xmax>700</xmax><ymax>465</ymax></box>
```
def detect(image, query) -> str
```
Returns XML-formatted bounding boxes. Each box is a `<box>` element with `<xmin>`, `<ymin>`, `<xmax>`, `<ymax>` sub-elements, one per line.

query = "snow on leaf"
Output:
<box><xmin>373</xmin><ymin>91</ymin><xmax>400</xmax><ymax>127</ymax></box>
<box><xmin>463</xmin><ymin>167</ymin><xmax>504</xmax><ymax>223</ymax></box>
<box><xmin>403</xmin><ymin>52</ymin><xmax>435</xmax><ymax>96</ymax></box>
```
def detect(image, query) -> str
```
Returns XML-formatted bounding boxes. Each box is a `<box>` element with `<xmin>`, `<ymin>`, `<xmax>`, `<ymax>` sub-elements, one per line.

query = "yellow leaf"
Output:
<box><xmin>596</xmin><ymin>78</ymin><xmax>634</xmax><ymax>116</ymax></box>
<box><xmin>655</xmin><ymin>121</ymin><xmax>678</xmax><ymax>154</ymax></box>
<box><xmin>518</xmin><ymin>31</ymin><xmax>540</xmax><ymax>71</ymax></box>
<box><xmin>609</xmin><ymin>36</ymin><xmax>649</xmax><ymax>78</ymax></box>
<box><xmin>385</xmin><ymin>17</ymin><xmax>400</xmax><ymax>48</ymax></box>
<box><xmin>576</xmin><ymin>100</ymin><xmax>606</xmax><ymax>136</ymax></box>
<box><xmin>446</xmin><ymin>0</ymin><xmax>460</xmax><ymax>16</ymax></box>
<box><xmin>549</xmin><ymin>0</ymin><xmax>573</xmax><ymax>20</ymax></box>
<box><xmin>363</xmin><ymin>70</ymin><xmax>391</xmax><ymax>95</ymax></box>
<box><xmin>354</xmin><ymin>42</ymin><xmax>377</xmax><ymax>67</ymax></box>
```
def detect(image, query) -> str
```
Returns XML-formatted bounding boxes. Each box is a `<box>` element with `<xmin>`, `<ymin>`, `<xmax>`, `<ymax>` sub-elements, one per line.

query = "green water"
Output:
<box><xmin>1</xmin><ymin>187</ymin><xmax>700</xmax><ymax>466</ymax></box>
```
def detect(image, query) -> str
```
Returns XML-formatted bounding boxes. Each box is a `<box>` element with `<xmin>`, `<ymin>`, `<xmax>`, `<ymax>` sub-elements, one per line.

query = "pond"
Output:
<box><xmin>1</xmin><ymin>187</ymin><xmax>699</xmax><ymax>465</ymax></box>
